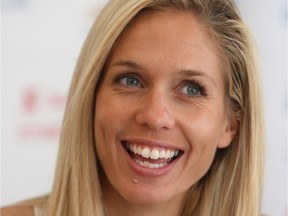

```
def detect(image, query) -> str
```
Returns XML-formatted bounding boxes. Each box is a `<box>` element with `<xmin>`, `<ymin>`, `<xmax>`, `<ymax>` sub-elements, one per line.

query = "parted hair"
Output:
<box><xmin>45</xmin><ymin>0</ymin><xmax>265</xmax><ymax>215</ymax></box>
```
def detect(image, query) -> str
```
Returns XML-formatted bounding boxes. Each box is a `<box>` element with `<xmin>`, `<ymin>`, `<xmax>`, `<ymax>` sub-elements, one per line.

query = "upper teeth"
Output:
<box><xmin>126</xmin><ymin>142</ymin><xmax>179</xmax><ymax>160</ymax></box>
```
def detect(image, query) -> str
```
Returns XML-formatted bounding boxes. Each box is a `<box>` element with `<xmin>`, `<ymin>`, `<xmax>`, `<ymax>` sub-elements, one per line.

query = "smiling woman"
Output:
<box><xmin>95</xmin><ymin>10</ymin><xmax>236</xmax><ymax>213</ymax></box>
<box><xmin>1</xmin><ymin>0</ymin><xmax>265</xmax><ymax>216</ymax></box>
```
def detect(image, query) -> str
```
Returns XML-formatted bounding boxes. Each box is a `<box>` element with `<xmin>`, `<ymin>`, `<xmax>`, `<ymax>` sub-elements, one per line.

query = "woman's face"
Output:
<box><xmin>95</xmin><ymin>10</ymin><xmax>236</xmax><ymax>206</ymax></box>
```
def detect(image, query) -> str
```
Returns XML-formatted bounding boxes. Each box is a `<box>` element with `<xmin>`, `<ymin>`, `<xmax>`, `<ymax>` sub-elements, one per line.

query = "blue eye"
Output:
<box><xmin>118</xmin><ymin>75</ymin><xmax>141</xmax><ymax>87</ymax></box>
<box><xmin>180</xmin><ymin>83</ymin><xmax>203</xmax><ymax>97</ymax></box>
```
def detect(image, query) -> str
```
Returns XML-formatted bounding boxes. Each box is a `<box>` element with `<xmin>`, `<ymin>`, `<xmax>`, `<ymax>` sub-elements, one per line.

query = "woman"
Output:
<box><xmin>2</xmin><ymin>0</ymin><xmax>265</xmax><ymax>215</ymax></box>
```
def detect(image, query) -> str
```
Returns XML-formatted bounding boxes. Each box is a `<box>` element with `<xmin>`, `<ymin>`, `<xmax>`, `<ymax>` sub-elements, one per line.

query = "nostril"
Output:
<box><xmin>135</xmin><ymin>107</ymin><xmax>175</xmax><ymax>131</ymax></box>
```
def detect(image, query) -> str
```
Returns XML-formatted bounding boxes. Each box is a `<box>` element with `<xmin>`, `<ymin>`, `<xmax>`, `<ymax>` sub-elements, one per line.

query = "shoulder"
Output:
<box><xmin>1</xmin><ymin>195</ymin><xmax>48</xmax><ymax>216</ymax></box>
<box><xmin>1</xmin><ymin>205</ymin><xmax>34</xmax><ymax>216</ymax></box>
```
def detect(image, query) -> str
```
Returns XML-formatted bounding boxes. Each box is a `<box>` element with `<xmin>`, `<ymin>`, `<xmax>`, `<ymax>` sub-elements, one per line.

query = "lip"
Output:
<box><xmin>122</xmin><ymin>138</ymin><xmax>183</xmax><ymax>151</ymax></box>
<box><xmin>120</xmin><ymin>138</ymin><xmax>183</xmax><ymax>177</ymax></box>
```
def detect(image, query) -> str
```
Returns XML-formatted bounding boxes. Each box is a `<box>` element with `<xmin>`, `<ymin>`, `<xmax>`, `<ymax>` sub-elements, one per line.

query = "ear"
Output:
<box><xmin>217</xmin><ymin>116</ymin><xmax>238</xmax><ymax>148</ymax></box>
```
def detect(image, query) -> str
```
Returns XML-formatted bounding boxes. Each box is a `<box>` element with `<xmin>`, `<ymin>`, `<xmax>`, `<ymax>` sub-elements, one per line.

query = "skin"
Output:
<box><xmin>1</xmin><ymin>206</ymin><xmax>34</xmax><ymax>216</ymax></box>
<box><xmin>95</xmin><ymin>9</ymin><xmax>237</xmax><ymax>216</ymax></box>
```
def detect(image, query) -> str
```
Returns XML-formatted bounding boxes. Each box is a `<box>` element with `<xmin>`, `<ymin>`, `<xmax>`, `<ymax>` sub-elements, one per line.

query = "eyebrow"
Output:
<box><xmin>110</xmin><ymin>60</ymin><xmax>144</xmax><ymax>70</ymax></box>
<box><xmin>110</xmin><ymin>60</ymin><xmax>217</xmax><ymax>87</ymax></box>
<box><xmin>179</xmin><ymin>70</ymin><xmax>217</xmax><ymax>87</ymax></box>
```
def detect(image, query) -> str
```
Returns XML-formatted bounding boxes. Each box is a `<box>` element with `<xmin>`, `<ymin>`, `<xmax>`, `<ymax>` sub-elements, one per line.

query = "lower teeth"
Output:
<box><xmin>134</xmin><ymin>158</ymin><xmax>168</xmax><ymax>169</ymax></box>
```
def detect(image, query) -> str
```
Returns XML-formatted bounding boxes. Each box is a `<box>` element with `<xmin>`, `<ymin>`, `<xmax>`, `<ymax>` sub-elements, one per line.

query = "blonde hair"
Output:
<box><xmin>46</xmin><ymin>0</ymin><xmax>265</xmax><ymax>215</ymax></box>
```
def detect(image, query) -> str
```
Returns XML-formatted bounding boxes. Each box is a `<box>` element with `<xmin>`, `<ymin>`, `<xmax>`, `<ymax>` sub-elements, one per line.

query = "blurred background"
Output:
<box><xmin>1</xmin><ymin>0</ymin><xmax>287</xmax><ymax>215</ymax></box>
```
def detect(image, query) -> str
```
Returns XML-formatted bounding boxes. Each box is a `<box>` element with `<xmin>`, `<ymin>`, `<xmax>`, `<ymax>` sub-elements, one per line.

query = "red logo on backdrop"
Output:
<box><xmin>17</xmin><ymin>85</ymin><xmax>67</xmax><ymax>143</ymax></box>
<box><xmin>22</xmin><ymin>86</ymin><xmax>38</xmax><ymax>113</ymax></box>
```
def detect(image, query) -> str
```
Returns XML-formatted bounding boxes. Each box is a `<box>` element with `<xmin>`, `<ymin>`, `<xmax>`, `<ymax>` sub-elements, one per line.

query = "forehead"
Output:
<box><xmin>116</xmin><ymin>9</ymin><xmax>214</xmax><ymax>51</ymax></box>
<box><xmin>112</xmin><ymin>9</ymin><xmax>219</xmax><ymax>59</ymax></box>
<box><xmin>111</xmin><ymin>10</ymin><xmax>220</xmax><ymax>65</ymax></box>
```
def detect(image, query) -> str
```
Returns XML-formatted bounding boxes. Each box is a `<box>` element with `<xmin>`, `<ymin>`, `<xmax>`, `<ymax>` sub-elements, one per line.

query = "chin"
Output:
<box><xmin>115</xmin><ymin>179</ymin><xmax>187</xmax><ymax>206</ymax></box>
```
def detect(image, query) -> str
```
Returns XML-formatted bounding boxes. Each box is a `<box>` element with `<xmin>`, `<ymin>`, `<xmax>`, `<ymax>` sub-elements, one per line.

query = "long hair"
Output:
<box><xmin>46</xmin><ymin>0</ymin><xmax>265</xmax><ymax>215</ymax></box>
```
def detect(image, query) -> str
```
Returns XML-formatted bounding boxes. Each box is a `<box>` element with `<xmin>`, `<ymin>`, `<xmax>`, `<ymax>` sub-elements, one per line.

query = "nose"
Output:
<box><xmin>135</xmin><ymin>91</ymin><xmax>176</xmax><ymax>131</ymax></box>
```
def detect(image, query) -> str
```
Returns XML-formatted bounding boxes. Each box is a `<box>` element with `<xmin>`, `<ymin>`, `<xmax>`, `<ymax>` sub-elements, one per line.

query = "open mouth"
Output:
<box><xmin>121</xmin><ymin>141</ymin><xmax>183</xmax><ymax>169</ymax></box>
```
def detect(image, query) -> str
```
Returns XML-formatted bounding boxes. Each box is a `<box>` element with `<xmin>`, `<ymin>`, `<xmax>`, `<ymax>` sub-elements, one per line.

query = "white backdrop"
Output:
<box><xmin>1</xmin><ymin>0</ymin><xmax>287</xmax><ymax>215</ymax></box>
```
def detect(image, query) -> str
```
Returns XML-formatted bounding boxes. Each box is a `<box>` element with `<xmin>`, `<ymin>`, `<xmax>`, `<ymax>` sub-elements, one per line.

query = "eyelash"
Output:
<box><xmin>179</xmin><ymin>79</ymin><xmax>208</xmax><ymax>97</ymax></box>
<box><xmin>114</xmin><ymin>73</ymin><xmax>142</xmax><ymax>87</ymax></box>
<box><xmin>113</xmin><ymin>73</ymin><xmax>208</xmax><ymax>97</ymax></box>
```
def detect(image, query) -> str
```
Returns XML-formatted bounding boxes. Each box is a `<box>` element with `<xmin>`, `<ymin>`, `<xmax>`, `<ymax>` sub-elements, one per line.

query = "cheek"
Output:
<box><xmin>94</xmin><ymin>103</ymin><xmax>124</xmax><ymax>179</ymax></box>
<box><xmin>94</xmin><ymin>93</ymin><xmax>115</xmax><ymax>163</ymax></box>
<box><xmin>95</xmin><ymin>93</ymin><xmax>123</xmax><ymax>133</ymax></box>
<box><xmin>94</xmin><ymin>93</ymin><xmax>135</xmax><ymax>159</ymax></box>
<box><xmin>180</xmin><ymin>112</ymin><xmax>225</xmax><ymax>178</ymax></box>
<box><xmin>183</xmin><ymin>133</ymin><xmax>218</xmax><ymax>184</ymax></box>
<box><xmin>182</xmin><ymin>108</ymin><xmax>225</xmax><ymax>144</ymax></box>
<box><xmin>95</xmin><ymin>103</ymin><xmax>133</xmax><ymax>139</ymax></box>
